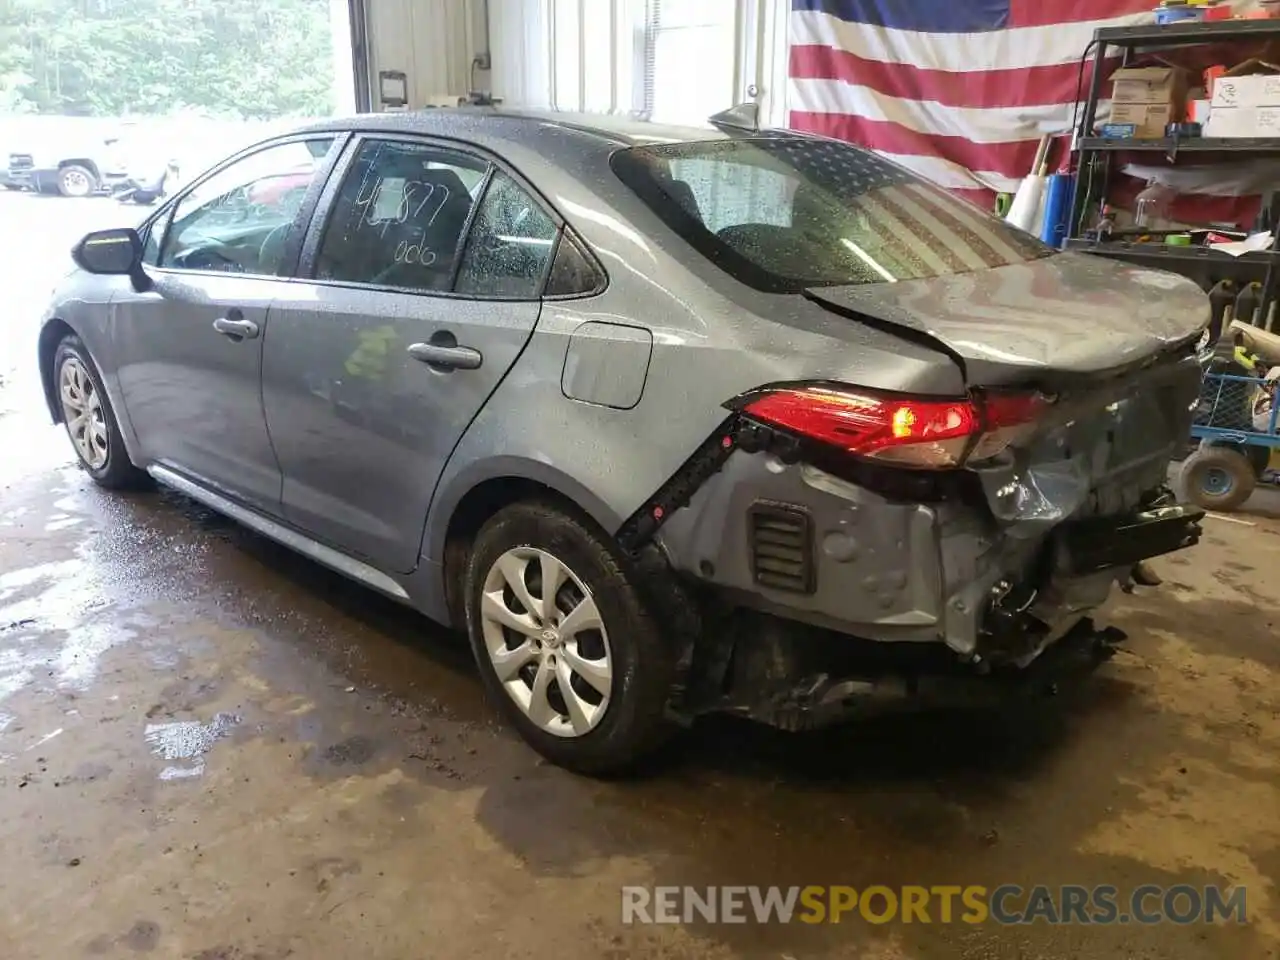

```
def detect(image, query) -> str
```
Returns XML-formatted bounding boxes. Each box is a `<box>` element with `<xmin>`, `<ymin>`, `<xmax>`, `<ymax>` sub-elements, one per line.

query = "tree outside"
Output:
<box><xmin>0</xmin><ymin>0</ymin><xmax>337</xmax><ymax>119</ymax></box>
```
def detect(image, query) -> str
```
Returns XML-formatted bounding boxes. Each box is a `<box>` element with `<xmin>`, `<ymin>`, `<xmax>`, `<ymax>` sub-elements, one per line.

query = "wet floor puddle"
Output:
<box><xmin>143</xmin><ymin>712</ymin><xmax>240</xmax><ymax>781</ymax></box>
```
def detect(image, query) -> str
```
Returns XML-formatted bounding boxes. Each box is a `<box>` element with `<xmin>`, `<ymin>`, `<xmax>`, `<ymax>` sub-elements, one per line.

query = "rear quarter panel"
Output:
<box><xmin>421</xmin><ymin>223</ymin><xmax>962</xmax><ymax>567</ymax></box>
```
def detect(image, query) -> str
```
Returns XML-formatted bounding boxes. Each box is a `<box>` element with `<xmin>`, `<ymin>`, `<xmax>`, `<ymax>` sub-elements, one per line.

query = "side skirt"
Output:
<box><xmin>146</xmin><ymin>464</ymin><xmax>411</xmax><ymax>603</ymax></box>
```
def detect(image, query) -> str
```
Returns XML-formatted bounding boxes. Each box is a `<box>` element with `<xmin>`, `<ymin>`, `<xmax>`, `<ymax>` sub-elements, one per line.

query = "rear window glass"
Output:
<box><xmin>610</xmin><ymin>138</ymin><xmax>1052</xmax><ymax>294</ymax></box>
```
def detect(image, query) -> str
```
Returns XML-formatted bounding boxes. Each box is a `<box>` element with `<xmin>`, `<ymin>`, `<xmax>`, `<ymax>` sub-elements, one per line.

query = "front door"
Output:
<box><xmin>113</xmin><ymin>136</ymin><xmax>337</xmax><ymax>511</ymax></box>
<box><xmin>262</xmin><ymin>137</ymin><xmax>561</xmax><ymax>573</ymax></box>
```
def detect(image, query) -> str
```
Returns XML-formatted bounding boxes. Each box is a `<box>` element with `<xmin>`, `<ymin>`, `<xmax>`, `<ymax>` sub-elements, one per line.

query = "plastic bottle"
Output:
<box><xmin>1134</xmin><ymin>180</ymin><xmax>1172</xmax><ymax>230</ymax></box>
<box><xmin>1207</xmin><ymin>278</ymin><xmax>1237</xmax><ymax>342</ymax></box>
<box><xmin>1095</xmin><ymin>204</ymin><xmax>1116</xmax><ymax>240</ymax></box>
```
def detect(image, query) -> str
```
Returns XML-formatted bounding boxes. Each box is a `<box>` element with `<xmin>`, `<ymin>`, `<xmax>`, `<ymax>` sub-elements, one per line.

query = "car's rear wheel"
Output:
<box><xmin>464</xmin><ymin>501</ymin><xmax>677</xmax><ymax>774</ymax></box>
<box><xmin>53</xmin><ymin>335</ymin><xmax>146</xmax><ymax>489</ymax></box>
<box><xmin>57</xmin><ymin>164</ymin><xmax>97</xmax><ymax>198</ymax></box>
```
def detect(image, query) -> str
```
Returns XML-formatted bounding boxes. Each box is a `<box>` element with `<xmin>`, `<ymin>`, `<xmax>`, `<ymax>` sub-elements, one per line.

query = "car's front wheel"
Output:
<box><xmin>464</xmin><ymin>501</ymin><xmax>677</xmax><ymax>774</ymax></box>
<box><xmin>53</xmin><ymin>335</ymin><xmax>146</xmax><ymax>489</ymax></box>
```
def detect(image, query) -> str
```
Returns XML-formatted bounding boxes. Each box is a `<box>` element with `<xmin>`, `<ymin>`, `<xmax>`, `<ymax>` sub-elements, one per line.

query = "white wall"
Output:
<box><xmin>362</xmin><ymin>0</ymin><xmax>789</xmax><ymax>126</ymax></box>
<box><xmin>363</xmin><ymin>0</ymin><xmax>488</xmax><ymax>106</ymax></box>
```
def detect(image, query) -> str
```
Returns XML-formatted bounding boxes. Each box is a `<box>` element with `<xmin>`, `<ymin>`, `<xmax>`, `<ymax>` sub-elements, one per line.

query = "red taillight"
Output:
<box><xmin>740</xmin><ymin>386</ymin><xmax>1044</xmax><ymax>469</ymax></box>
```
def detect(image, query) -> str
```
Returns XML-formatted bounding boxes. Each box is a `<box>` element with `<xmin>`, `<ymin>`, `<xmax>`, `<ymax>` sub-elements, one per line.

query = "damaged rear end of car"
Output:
<box><xmin>646</xmin><ymin>317</ymin><xmax>1206</xmax><ymax>730</ymax></box>
<box><xmin>609</xmin><ymin>135</ymin><xmax>1210</xmax><ymax>730</ymax></box>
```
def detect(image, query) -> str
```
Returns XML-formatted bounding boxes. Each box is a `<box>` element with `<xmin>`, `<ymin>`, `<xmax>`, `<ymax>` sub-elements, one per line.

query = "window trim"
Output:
<box><xmin>144</xmin><ymin>131</ymin><xmax>348</xmax><ymax>283</ymax></box>
<box><xmin>445</xmin><ymin>164</ymin><xmax>498</xmax><ymax>291</ymax></box>
<box><xmin>297</xmin><ymin>131</ymin><xmax>604</xmax><ymax>303</ymax></box>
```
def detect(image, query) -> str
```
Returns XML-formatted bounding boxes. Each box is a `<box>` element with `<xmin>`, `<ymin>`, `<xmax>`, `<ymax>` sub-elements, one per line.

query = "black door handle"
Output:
<box><xmin>212</xmin><ymin>315</ymin><xmax>259</xmax><ymax>340</ymax></box>
<box><xmin>407</xmin><ymin>342</ymin><xmax>483</xmax><ymax>370</ymax></box>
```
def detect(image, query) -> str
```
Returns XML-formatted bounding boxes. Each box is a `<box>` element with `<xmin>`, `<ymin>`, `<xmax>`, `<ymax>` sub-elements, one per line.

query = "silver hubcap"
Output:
<box><xmin>62</xmin><ymin>170</ymin><xmax>91</xmax><ymax>195</ymax></box>
<box><xmin>479</xmin><ymin>547</ymin><xmax>613</xmax><ymax>738</ymax></box>
<box><xmin>59</xmin><ymin>357</ymin><xmax>109</xmax><ymax>469</ymax></box>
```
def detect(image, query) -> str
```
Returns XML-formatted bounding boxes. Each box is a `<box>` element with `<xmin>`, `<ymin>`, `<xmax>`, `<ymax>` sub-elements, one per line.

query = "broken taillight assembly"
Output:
<box><xmin>734</xmin><ymin>384</ymin><xmax>1047</xmax><ymax>469</ymax></box>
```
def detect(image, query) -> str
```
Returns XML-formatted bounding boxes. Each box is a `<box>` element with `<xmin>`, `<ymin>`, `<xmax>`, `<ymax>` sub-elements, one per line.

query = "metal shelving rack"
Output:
<box><xmin>1067</xmin><ymin>18</ymin><xmax>1280</xmax><ymax>301</ymax></box>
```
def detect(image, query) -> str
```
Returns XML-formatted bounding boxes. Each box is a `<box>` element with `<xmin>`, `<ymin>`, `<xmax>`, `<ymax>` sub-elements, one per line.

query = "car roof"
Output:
<box><xmin>293</xmin><ymin>107</ymin><xmax>764</xmax><ymax>165</ymax></box>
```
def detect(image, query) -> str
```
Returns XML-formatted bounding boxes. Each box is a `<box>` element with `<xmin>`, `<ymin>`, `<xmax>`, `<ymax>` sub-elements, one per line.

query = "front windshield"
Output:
<box><xmin>610</xmin><ymin>137</ymin><xmax>1053</xmax><ymax>293</ymax></box>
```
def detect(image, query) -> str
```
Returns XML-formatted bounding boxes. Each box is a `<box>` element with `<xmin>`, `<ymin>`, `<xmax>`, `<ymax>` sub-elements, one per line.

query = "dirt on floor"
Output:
<box><xmin>1</xmin><ymin>195</ymin><xmax>1279</xmax><ymax>960</ymax></box>
<box><xmin>0</xmin><ymin>391</ymin><xmax>1277</xmax><ymax>960</ymax></box>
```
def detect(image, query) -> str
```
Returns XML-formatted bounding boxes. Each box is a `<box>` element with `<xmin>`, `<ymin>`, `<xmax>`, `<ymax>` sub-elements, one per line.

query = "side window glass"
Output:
<box><xmin>544</xmin><ymin>230</ymin><xmax>603</xmax><ymax>297</ymax></box>
<box><xmin>158</xmin><ymin>137</ymin><xmax>334</xmax><ymax>276</ymax></box>
<box><xmin>455</xmin><ymin>173</ymin><xmax>557</xmax><ymax>298</ymax></box>
<box><xmin>141</xmin><ymin>207</ymin><xmax>173</xmax><ymax>266</ymax></box>
<box><xmin>141</xmin><ymin>222</ymin><xmax>161</xmax><ymax>266</ymax></box>
<box><xmin>315</xmin><ymin>140</ymin><xmax>486</xmax><ymax>292</ymax></box>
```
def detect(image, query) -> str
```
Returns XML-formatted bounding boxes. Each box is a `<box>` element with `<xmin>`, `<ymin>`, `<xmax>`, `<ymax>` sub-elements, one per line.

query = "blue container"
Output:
<box><xmin>1040</xmin><ymin>174</ymin><xmax>1073</xmax><ymax>248</ymax></box>
<box><xmin>1155</xmin><ymin>6</ymin><xmax>1203</xmax><ymax>24</ymax></box>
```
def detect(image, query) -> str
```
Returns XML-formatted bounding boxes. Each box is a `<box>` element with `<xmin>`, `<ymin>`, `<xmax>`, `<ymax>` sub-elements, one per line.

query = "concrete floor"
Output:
<box><xmin>1</xmin><ymin>192</ymin><xmax>1279</xmax><ymax>960</ymax></box>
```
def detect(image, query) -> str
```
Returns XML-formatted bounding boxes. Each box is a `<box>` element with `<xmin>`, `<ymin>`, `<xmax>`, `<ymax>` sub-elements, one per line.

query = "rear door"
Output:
<box><xmin>261</xmin><ymin>135</ymin><xmax>560</xmax><ymax>573</ymax></box>
<box><xmin>113</xmin><ymin>135</ymin><xmax>339</xmax><ymax>509</ymax></box>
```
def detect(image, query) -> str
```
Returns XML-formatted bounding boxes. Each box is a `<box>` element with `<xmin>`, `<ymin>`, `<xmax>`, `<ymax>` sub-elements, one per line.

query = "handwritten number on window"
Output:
<box><xmin>393</xmin><ymin>241</ymin><xmax>437</xmax><ymax>266</ymax></box>
<box><xmin>353</xmin><ymin>170</ymin><xmax>451</xmax><ymax>237</ymax></box>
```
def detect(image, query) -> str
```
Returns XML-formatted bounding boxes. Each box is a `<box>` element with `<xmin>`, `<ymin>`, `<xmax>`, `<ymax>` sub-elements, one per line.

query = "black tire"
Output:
<box><xmin>56</xmin><ymin>164</ymin><xmax>97</xmax><ymax>198</ymax></box>
<box><xmin>1245</xmin><ymin>443</ymin><xmax>1271</xmax><ymax>478</ymax></box>
<box><xmin>464</xmin><ymin>501</ymin><xmax>677</xmax><ymax>775</ymax></box>
<box><xmin>1179</xmin><ymin>445</ymin><xmax>1256</xmax><ymax>512</ymax></box>
<box><xmin>52</xmin><ymin>335</ymin><xmax>147</xmax><ymax>489</ymax></box>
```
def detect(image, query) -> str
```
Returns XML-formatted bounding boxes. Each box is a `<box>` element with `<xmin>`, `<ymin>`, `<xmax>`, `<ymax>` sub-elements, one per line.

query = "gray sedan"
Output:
<box><xmin>37</xmin><ymin>109</ymin><xmax>1208</xmax><ymax>773</ymax></box>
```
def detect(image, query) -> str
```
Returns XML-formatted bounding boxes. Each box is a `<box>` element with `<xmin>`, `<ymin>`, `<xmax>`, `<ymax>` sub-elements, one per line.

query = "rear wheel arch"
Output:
<box><xmin>434</xmin><ymin>468</ymin><xmax>624</xmax><ymax>629</ymax></box>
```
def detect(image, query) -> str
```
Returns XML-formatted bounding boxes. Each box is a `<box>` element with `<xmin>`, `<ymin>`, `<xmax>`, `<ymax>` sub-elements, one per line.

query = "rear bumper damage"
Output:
<box><xmin>634</xmin><ymin>353</ymin><xmax>1205</xmax><ymax>727</ymax></box>
<box><xmin>684</xmin><ymin>611</ymin><xmax>1133</xmax><ymax>732</ymax></box>
<box><xmin>655</xmin><ymin>469</ymin><xmax>1201</xmax><ymax>728</ymax></box>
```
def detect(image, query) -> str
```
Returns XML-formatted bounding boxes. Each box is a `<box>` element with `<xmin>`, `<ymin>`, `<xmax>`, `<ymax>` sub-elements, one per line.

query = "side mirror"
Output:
<box><xmin>72</xmin><ymin>227</ymin><xmax>151</xmax><ymax>292</ymax></box>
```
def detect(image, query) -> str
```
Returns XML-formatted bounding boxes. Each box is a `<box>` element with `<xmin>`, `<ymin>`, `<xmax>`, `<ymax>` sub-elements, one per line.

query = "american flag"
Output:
<box><xmin>788</xmin><ymin>0</ymin><xmax>1266</xmax><ymax>225</ymax></box>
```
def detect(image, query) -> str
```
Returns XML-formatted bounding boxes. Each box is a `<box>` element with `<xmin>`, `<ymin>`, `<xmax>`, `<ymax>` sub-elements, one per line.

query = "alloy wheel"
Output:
<box><xmin>479</xmin><ymin>546</ymin><xmax>613</xmax><ymax>738</ymax></box>
<box><xmin>59</xmin><ymin>357</ymin><xmax>109</xmax><ymax>470</ymax></box>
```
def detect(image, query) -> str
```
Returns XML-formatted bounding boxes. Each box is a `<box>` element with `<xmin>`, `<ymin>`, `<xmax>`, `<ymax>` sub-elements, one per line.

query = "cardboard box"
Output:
<box><xmin>1112</xmin><ymin>66</ymin><xmax>1188</xmax><ymax>106</ymax></box>
<box><xmin>1205</xmin><ymin>107</ymin><xmax>1253</xmax><ymax>138</ymax></box>
<box><xmin>1203</xmin><ymin>105</ymin><xmax>1280</xmax><ymax>137</ymax></box>
<box><xmin>1108</xmin><ymin>101</ymin><xmax>1176</xmax><ymax>139</ymax></box>
<box><xmin>1260</xmin><ymin>106</ymin><xmax>1280</xmax><ymax>135</ymax></box>
<box><xmin>1209</xmin><ymin>72</ymin><xmax>1280</xmax><ymax>109</ymax></box>
<box><xmin>1107</xmin><ymin>66</ymin><xmax>1187</xmax><ymax>138</ymax></box>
